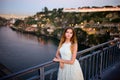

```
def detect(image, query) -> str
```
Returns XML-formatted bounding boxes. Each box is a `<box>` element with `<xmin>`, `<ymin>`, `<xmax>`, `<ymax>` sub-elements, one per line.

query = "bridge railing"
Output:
<box><xmin>77</xmin><ymin>39</ymin><xmax>120</xmax><ymax>80</ymax></box>
<box><xmin>0</xmin><ymin>39</ymin><xmax>120</xmax><ymax>80</ymax></box>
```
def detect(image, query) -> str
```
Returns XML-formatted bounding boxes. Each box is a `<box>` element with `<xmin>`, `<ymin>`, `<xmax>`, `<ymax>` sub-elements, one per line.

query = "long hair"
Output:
<box><xmin>58</xmin><ymin>27</ymin><xmax>77</xmax><ymax>53</ymax></box>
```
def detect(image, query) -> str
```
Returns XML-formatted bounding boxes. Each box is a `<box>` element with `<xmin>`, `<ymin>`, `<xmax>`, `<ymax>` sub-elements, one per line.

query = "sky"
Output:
<box><xmin>0</xmin><ymin>0</ymin><xmax>120</xmax><ymax>16</ymax></box>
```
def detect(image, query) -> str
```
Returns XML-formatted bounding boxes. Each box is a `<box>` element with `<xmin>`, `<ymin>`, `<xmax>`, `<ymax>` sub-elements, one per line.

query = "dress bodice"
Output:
<box><xmin>59</xmin><ymin>43</ymin><xmax>72</xmax><ymax>60</ymax></box>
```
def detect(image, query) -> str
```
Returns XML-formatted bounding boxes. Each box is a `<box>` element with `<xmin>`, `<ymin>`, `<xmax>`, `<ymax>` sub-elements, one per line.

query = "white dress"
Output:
<box><xmin>57</xmin><ymin>42</ymin><xmax>84</xmax><ymax>80</ymax></box>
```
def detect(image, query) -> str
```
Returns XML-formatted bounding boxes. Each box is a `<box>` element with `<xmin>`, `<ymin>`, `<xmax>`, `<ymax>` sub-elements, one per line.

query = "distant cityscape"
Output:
<box><xmin>0</xmin><ymin>5</ymin><xmax>120</xmax><ymax>19</ymax></box>
<box><xmin>63</xmin><ymin>5</ymin><xmax>120</xmax><ymax>12</ymax></box>
<box><xmin>0</xmin><ymin>14</ymin><xmax>30</xmax><ymax>19</ymax></box>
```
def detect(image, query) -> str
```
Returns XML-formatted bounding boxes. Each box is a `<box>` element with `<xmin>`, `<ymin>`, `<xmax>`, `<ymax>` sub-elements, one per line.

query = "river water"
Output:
<box><xmin>0</xmin><ymin>26</ymin><xmax>58</xmax><ymax>72</ymax></box>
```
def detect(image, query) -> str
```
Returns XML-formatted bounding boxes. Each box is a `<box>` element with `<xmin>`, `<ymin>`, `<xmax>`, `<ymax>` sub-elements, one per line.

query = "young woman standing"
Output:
<box><xmin>53</xmin><ymin>27</ymin><xmax>84</xmax><ymax>80</ymax></box>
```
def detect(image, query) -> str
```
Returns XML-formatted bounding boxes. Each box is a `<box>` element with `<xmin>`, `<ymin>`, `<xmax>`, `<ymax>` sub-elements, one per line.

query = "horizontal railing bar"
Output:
<box><xmin>77</xmin><ymin>39</ymin><xmax>119</xmax><ymax>55</ymax></box>
<box><xmin>90</xmin><ymin>50</ymin><xmax>101</xmax><ymax>56</ymax></box>
<box><xmin>45</xmin><ymin>68</ymin><xmax>58</xmax><ymax>75</ymax></box>
<box><xmin>26</xmin><ymin>75</ymin><xmax>39</xmax><ymax>80</ymax></box>
<box><xmin>79</xmin><ymin>50</ymin><xmax>101</xmax><ymax>60</ymax></box>
<box><xmin>79</xmin><ymin>54</ymin><xmax>91</xmax><ymax>60</ymax></box>
<box><xmin>0</xmin><ymin>61</ymin><xmax>55</xmax><ymax>80</ymax></box>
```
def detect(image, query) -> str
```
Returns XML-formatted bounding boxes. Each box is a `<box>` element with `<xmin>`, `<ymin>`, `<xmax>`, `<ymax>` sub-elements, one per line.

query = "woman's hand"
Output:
<box><xmin>53</xmin><ymin>57</ymin><xmax>64</xmax><ymax>69</ymax></box>
<box><xmin>53</xmin><ymin>57</ymin><xmax>60</xmax><ymax>62</ymax></box>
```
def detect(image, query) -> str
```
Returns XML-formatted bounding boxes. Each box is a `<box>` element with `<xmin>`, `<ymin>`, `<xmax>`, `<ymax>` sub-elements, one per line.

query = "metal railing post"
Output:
<box><xmin>39</xmin><ymin>67</ymin><xmax>45</xmax><ymax>80</ymax></box>
<box><xmin>98</xmin><ymin>46</ymin><xmax>104</xmax><ymax>80</ymax></box>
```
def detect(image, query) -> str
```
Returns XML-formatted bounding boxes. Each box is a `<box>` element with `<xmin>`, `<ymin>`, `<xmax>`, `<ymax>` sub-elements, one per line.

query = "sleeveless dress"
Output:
<box><xmin>57</xmin><ymin>42</ymin><xmax>84</xmax><ymax>80</ymax></box>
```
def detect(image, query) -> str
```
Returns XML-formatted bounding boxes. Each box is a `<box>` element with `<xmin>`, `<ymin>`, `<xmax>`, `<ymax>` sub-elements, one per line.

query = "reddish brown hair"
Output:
<box><xmin>58</xmin><ymin>27</ymin><xmax>77</xmax><ymax>52</ymax></box>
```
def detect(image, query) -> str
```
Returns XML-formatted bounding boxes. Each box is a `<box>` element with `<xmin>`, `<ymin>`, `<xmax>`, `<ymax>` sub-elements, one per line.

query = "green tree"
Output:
<box><xmin>0</xmin><ymin>17</ymin><xmax>7</xmax><ymax>26</ymax></box>
<box><xmin>26</xmin><ymin>16</ymin><xmax>37</xmax><ymax>25</ymax></box>
<box><xmin>110</xmin><ymin>17</ymin><xmax>120</xmax><ymax>23</ymax></box>
<box><xmin>44</xmin><ymin>7</ymin><xmax>49</xmax><ymax>19</ymax></box>
<box><xmin>74</xmin><ymin>28</ymin><xmax>88</xmax><ymax>44</ymax></box>
<box><xmin>57</xmin><ymin>8</ymin><xmax>63</xmax><ymax>18</ymax></box>
<box><xmin>14</xmin><ymin>19</ymin><xmax>24</xmax><ymax>27</ymax></box>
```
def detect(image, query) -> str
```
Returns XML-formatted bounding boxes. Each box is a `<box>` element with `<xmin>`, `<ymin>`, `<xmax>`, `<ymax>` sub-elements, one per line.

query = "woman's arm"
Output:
<box><xmin>55</xmin><ymin>49</ymin><xmax>61</xmax><ymax>59</ymax></box>
<box><xmin>54</xmin><ymin>49</ymin><xmax>64</xmax><ymax>69</ymax></box>
<box><xmin>53</xmin><ymin>43</ymin><xmax>77</xmax><ymax>64</ymax></box>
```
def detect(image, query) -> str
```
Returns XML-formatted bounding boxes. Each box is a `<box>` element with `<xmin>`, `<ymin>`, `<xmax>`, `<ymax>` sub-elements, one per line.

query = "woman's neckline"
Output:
<box><xmin>64</xmin><ymin>42</ymin><xmax>71</xmax><ymax>44</ymax></box>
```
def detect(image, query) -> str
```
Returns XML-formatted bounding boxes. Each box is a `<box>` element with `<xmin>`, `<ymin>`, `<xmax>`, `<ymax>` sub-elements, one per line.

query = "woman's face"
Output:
<box><xmin>65</xmin><ymin>29</ymin><xmax>73</xmax><ymax>39</ymax></box>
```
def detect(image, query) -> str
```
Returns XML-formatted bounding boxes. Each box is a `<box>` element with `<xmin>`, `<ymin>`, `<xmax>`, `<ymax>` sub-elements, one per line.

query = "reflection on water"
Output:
<box><xmin>15</xmin><ymin>30</ymin><xmax>59</xmax><ymax>46</ymax></box>
<box><xmin>0</xmin><ymin>26</ymin><xmax>58</xmax><ymax>72</ymax></box>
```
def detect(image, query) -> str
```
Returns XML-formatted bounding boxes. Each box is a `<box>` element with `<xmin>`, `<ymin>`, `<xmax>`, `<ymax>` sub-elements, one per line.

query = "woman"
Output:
<box><xmin>53</xmin><ymin>27</ymin><xmax>84</xmax><ymax>80</ymax></box>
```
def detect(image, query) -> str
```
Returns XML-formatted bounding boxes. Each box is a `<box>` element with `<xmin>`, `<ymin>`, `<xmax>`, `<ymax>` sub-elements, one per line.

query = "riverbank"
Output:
<box><xmin>10</xmin><ymin>26</ymin><xmax>60</xmax><ymax>40</ymax></box>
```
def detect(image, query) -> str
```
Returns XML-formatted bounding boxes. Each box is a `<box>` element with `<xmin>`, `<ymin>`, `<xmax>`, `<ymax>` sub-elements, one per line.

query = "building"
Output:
<box><xmin>63</xmin><ymin>6</ymin><xmax>120</xmax><ymax>12</ymax></box>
